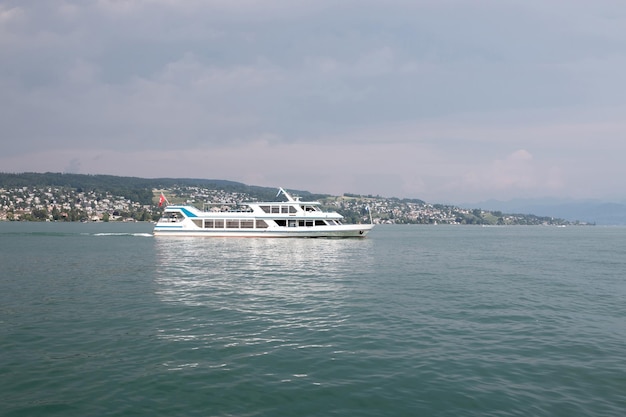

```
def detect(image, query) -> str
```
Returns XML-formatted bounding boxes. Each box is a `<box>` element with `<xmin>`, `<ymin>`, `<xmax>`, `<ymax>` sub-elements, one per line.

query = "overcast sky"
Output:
<box><xmin>2</xmin><ymin>0</ymin><xmax>625</xmax><ymax>203</ymax></box>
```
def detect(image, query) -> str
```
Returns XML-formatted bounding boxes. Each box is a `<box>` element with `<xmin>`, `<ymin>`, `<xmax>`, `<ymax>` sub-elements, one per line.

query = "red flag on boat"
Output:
<box><xmin>158</xmin><ymin>193</ymin><xmax>168</xmax><ymax>207</ymax></box>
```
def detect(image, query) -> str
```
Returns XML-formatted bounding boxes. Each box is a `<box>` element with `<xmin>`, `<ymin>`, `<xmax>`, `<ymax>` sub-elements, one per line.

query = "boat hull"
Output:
<box><xmin>153</xmin><ymin>224</ymin><xmax>373</xmax><ymax>238</ymax></box>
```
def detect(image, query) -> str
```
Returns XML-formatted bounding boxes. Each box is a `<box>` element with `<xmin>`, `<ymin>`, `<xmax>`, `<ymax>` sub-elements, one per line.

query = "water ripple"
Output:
<box><xmin>2</xmin><ymin>224</ymin><xmax>625</xmax><ymax>416</ymax></box>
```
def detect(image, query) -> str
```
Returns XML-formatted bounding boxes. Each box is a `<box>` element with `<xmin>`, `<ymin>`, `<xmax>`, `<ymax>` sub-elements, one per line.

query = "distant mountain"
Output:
<box><xmin>467</xmin><ymin>198</ymin><xmax>626</xmax><ymax>225</ymax></box>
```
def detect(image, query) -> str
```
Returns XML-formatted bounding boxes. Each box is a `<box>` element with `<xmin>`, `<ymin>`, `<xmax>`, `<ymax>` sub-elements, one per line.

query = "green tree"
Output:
<box><xmin>32</xmin><ymin>208</ymin><xmax>48</xmax><ymax>221</ymax></box>
<box><xmin>51</xmin><ymin>206</ymin><xmax>61</xmax><ymax>221</ymax></box>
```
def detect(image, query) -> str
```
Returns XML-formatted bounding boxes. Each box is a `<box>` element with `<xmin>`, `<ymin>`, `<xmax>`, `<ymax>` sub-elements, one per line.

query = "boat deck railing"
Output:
<box><xmin>202</xmin><ymin>203</ymin><xmax>254</xmax><ymax>213</ymax></box>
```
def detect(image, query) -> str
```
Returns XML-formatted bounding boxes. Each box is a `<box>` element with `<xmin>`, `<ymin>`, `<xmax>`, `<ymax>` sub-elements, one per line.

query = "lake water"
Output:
<box><xmin>1</xmin><ymin>222</ymin><xmax>625</xmax><ymax>416</ymax></box>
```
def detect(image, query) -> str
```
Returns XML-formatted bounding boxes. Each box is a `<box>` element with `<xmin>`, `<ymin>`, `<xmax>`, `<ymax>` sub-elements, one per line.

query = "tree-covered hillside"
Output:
<box><xmin>0</xmin><ymin>172</ymin><xmax>580</xmax><ymax>225</ymax></box>
<box><xmin>0</xmin><ymin>172</ymin><xmax>326</xmax><ymax>205</ymax></box>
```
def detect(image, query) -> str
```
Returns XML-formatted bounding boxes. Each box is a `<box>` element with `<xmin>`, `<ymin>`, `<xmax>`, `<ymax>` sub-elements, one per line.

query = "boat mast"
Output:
<box><xmin>277</xmin><ymin>187</ymin><xmax>296</xmax><ymax>202</ymax></box>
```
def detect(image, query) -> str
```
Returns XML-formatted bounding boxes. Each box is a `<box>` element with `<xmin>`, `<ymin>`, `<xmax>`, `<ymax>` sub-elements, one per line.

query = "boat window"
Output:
<box><xmin>289</xmin><ymin>206</ymin><xmax>297</xmax><ymax>213</ymax></box>
<box><xmin>305</xmin><ymin>220</ymin><xmax>313</xmax><ymax>227</ymax></box>
<box><xmin>275</xmin><ymin>220</ymin><xmax>287</xmax><ymax>227</ymax></box>
<box><xmin>260</xmin><ymin>206</ymin><xmax>270</xmax><ymax>213</ymax></box>
<box><xmin>298</xmin><ymin>220</ymin><xmax>304</xmax><ymax>227</ymax></box>
<box><xmin>256</xmin><ymin>220</ymin><xmax>268</xmax><ymax>229</ymax></box>
<box><xmin>315</xmin><ymin>220</ymin><xmax>327</xmax><ymax>226</ymax></box>
<box><xmin>226</xmin><ymin>220</ymin><xmax>239</xmax><ymax>229</ymax></box>
<box><xmin>192</xmin><ymin>219</ymin><xmax>202</xmax><ymax>228</ymax></box>
<box><xmin>288</xmin><ymin>220</ymin><xmax>297</xmax><ymax>227</ymax></box>
<box><xmin>204</xmin><ymin>219</ymin><xmax>214</xmax><ymax>228</ymax></box>
<box><xmin>241</xmin><ymin>220</ymin><xmax>253</xmax><ymax>228</ymax></box>
<box><xmin>281</xmin><ymin>206</ymin><xmax>289</xmax><ymax>213</ymax></box>
<box><xmin>161</xmin><ymin>212</ymin><xmax>183</xmax><ymax>222</ymax></box>
<box><xmin>271</xmin><ymin>206</ymin><xmax>280</xmax><ymax>213</ymax></box>
<box><xmin>214</xmin><ymin>219</ymin><xmax>224</xmax><ymax>228</ymax></box>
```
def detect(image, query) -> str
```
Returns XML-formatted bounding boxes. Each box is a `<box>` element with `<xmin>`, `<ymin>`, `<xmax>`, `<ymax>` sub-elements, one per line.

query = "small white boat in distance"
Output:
<box><xmin>153</xmin><ymin>188</ymin><xmax>374</xmax><ymax>238</ymax></box>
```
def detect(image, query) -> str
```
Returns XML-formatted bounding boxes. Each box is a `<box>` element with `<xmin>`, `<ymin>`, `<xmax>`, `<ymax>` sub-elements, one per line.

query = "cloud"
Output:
<box><xmin>64</xmin><ymin>158</ymin><xmax>81</xmax><ymax>174</ymax></box>
<box><xmin>508</xmin><ymin>149</ymin><xmax>533</xmax><ymax>162</ymax></box>
<box><xmin>492</xmin><ymin>150</ymin><xmax>537</xmax><ymax>189</ymax></box>
<box><xmin>446</xmin><ymin>149</ymin><xmax>550</xmax><ymax>201</ymax></box>
<box><xmin>1</xmin><ymin>1</ymin><xmax>626</xmax><ymax>202</ymax></box>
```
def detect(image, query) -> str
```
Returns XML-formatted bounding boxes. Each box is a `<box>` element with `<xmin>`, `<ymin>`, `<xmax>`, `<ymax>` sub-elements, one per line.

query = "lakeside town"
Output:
<box><xmin>0</xmin><ymin>184</ymin><xmax>578</xmax><ymax>226</ymax></box>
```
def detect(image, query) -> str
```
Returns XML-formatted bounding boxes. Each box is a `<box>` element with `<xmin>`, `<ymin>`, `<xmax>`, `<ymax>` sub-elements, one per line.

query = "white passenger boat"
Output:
<box><xmin>153</xmin><ymin>188</ymin><xmax>374</xmax><ymax>238</ymax></box>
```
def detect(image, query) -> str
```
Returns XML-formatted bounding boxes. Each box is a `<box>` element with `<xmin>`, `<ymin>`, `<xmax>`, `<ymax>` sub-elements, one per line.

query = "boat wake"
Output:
<box><xmin>92</xmin><ymin>232</ymin><xmax>153</xmax><ymax>238</ymax></box>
